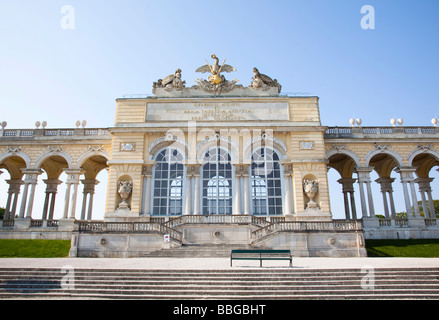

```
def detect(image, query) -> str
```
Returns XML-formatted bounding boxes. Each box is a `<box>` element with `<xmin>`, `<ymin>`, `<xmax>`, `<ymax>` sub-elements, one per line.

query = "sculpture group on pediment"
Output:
<box><xmin>153</xmin><ymin>68</ymin><xmax>186</xmax><ymax>93</ymax></box>
<box><xmin>151</xmin><ymin>54</ymin><xmax>282</xmax><ymax>95</ymax></box>
<box><xmin>250</xmin><ymin>67</ymin><xmax>282</xmax><ymax>93</ymax></box>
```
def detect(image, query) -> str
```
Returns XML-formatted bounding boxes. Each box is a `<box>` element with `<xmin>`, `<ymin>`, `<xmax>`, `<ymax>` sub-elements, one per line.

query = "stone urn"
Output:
<box><xmin>303</xmin><ymin>179</ymin><xmax>318</xmax><ymax>209</ymax></box>
<box><xmin>117</xmin><ymin>181</ymin><xmax>133</xmax><ymax>210</ymax></box>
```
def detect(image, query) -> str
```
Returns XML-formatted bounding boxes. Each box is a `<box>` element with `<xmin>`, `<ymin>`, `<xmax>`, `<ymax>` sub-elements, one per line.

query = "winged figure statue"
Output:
<box><xmin>196</xmin><ymin>54</ymin><xmax>236</xmax><ymax>84</ymax></box>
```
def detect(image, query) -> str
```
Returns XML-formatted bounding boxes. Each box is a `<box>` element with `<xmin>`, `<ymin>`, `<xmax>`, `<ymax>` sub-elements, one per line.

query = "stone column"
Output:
<box><xmin>233</xmin><ymin>173</ymin><xmax>241</xmax><ymax>215</ymax></box>
<box><xmin>184</xmin><ymin>164</ymin><xmax>201</xmax><ymax>215</ymax></box>
<box><xmin>415</xmin><ymin>178</ymin><xmax>435</xmax><ymax>218</ymax></box>
<box><xmin>191</xmin><ymin>173</ymin><xmax>199</xmax><ymax>215</ymax></box>
<box><xmin>282</xmin><ymin>163</ymin><xmax>294</xmax><ymax>217</ymax></box>
<box><xmin>355</xmin><ymin>167</ymin><xmax>375</xmax><ymax>218</ymax></box>
<box><xmin>337</xmin><ymin>178</ymin><xmax>357</xmax><ymax>220</ymax></box>
<box><xmin>184</xmin><ymin>174</ymin><xmax>193</xmax><ymax>215</ymax></box>
<box><xmin>62</xmin><ymin>169</ymin><xmax>83</xmax><ymax>220</ymax></box>
<box><xmin>42</xmin><ymin>179</ymin><xmax>62</xmax><ymax>220</ymax></box>
<box><xmin>396</xmin><ymin>167</ymin><xmax>420</xmax><ymax>218</ymax></box>
<box><xmin>375</xmin><ymin>178</ymin><xmax>396</xmax><ymax>219</ymax></box>
<box><xmin>80</xmin><ymin>179</ymin><xmax>99</xmax><ymax>220</ymax></box>
<box><xmin>17</xmin><ymin>169</ymin><xmax>42</xmax><ymax>220</ymax></box>
<box><xmin>4</xmin><ymin>180</ymin><xmax>23</xmax><ymax>220</ymax></box>
<box><xmin>238</xmin><ymin>164</ymin><xmax>251</xmax><ymax>215</ymax></box>
<box><xmin>62</xmin><ymin>183</ymin><xmax>71</xmax><ymax>219</ymax></box>
<box><xmin>141</xmin><ymin>162</ymin><xmax>155</xmax><ymax>216</ymax></box>
<box><xmin>233</xmin><ymin>164</ymin><xmax>248</xmax><ymax>215</ymax></box>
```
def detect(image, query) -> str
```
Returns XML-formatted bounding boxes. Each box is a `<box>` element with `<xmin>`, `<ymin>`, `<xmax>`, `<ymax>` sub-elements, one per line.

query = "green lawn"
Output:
<box><xmin>366</xmin><ymin>239</ymin><xmax>439</xmax><ymax>257</ymax></box>
<box><xmin>0</xmin><ymin>239</ymin><xmax>71</xmax><ymax>258</ymax></box>
<box><xmin>0</xmin><ymin>239</ymin><xmax>438</xmax><ymax>258</ymax></box>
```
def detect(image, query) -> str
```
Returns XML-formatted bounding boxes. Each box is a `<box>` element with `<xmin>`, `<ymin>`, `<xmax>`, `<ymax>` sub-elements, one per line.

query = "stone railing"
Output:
<box><xmin>0</xmin><ymin>128</ymin><xmax>110</xmax><ymax>140</ymax></box>
<box><xmin>378</xmin><ymin>218</ymin><xmax>409</xmax><ymax>227</ymax></box>
<box><xmin>252</xmin><ymin>220</ymin><xmax>363</xmax><ymax>240</ymax></box>
<box><xmin>163</xmin><ymin>214</ymin><xmax>275</xmax><ymax>229</ymax></box>
<box><xmin>76</xmin><ymin>220</ymin><xmax>182</xmax><ymax>243</ymax></box>
<box><xmin>324</xmin><ymin>126</ymin><xmax>439</xmax><ymax>139</ymax></box>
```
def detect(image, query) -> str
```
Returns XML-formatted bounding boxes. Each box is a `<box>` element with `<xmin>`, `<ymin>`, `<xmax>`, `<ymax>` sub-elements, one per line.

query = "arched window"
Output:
<box><xmin>202</xmin><ymin>148</ymin><xmax>232</xmax><ymax>215</ymax></box>
<box><xmin>152</xmin><ymin>148</ymin><xmax>184</xmax><ymax>216</ymax></box>
<box><xmin>251</xmin><ymin>148</ymin><xmax>282</xmax><ymax>215</ymax></box>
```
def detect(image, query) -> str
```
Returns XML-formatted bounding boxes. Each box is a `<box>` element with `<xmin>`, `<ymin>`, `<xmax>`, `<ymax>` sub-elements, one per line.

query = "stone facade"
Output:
<box><xmin>0</xmin><ymin>61</ymin><xmax>438</xmax><ymax>257</ymax></box>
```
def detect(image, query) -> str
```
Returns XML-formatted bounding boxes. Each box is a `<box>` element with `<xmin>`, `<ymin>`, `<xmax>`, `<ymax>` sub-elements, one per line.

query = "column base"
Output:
<box><xmin>14</xmin><ymin>218</ymin><xmax>31</xmax><ymax>230</ymax></box>
<box><xmin>58</xmin><ymin>218</ymin><xmax>76</xmax><ymax>231</ymax></box>
<box><xmin>362</xmin><ymin>216</ymin><xmax>380</xmax><ymax>228</ymax></box>
<box><xmin>294</xmin><ymin>208</ymin><xmax>332</xmax><ymax>221</ymax></box>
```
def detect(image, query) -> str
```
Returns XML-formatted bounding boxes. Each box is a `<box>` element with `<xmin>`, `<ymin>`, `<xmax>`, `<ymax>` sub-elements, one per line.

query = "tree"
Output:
<box><xmin>0</xmin><ymin>207</ymin><xmax>5</xmax><ymax>220</ymax></box>
<box><xmin>396</xmin><ymin>200</ymin><xmax>438</xmax><ymax>218</ymax></box>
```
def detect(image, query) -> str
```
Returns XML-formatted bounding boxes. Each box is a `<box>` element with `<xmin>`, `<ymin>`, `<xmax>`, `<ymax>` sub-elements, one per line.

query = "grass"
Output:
<box><xmin>0</xmin><ymin>239</ymin><xmax>438</xmax><ymax>258</ymax></box>
<box><xmin>366</xmin><ymin>239</ymin><xmax>439</xmax><ymax>257</ymax></box>
<box><xmin>0</xmin><ymin>239</ymin><xmax>71</xmax><ymax>258</ymax></box>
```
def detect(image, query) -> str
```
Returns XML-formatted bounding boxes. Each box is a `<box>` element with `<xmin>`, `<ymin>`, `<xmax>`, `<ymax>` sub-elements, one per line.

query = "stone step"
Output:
<box><xmin>1</xmin><ymin>267</ymin><xmax>438</xmax><ymax>300</ymax></box>
<box><xmin>2</xmin><ymin>287</ymin><xmax>439</xmax><ymax>297</ymax></box>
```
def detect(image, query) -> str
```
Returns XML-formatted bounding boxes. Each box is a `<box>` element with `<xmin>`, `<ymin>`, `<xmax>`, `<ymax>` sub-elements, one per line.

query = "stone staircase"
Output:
<box><xmin>0</xmin><ymin>267</ymin><xmax>439</xmax><ymax>299</ymax></box>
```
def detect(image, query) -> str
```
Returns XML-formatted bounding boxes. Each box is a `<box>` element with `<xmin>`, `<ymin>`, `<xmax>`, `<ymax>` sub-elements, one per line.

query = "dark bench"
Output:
<box><xmin>230</xmin><ymin>249</ymin><xmax>292</xmax><ymax>267</ymax></box>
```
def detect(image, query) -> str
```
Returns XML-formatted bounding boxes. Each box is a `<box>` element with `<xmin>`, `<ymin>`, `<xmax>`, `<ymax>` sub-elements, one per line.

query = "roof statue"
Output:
<box><xmin>195</xmin><ymin>54</ymin><xmax>236</xmax><ymax>85</ymax></box>
<box><xmin>250</xmin><ymin>67</ymin><xmax>282</xmax><ymax>93</ymax></box>
<box><xmin>195</xmin><ymin>54</ymin><xmax>241</xmax><ymax>94</ymax></box>
<box><xmin>151</xmin><ymin>54</ymin><xmax>282</xmax><ymax>97</ymax></box>
<box><xmin>153</xmin><ymin>69</ymin><xmax>186</xmax><ymax>93</ymax></box>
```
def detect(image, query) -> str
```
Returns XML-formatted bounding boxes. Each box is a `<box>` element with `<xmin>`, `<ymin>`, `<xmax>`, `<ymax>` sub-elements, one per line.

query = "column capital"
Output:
<box><xmin>185</xmin><ymin>162</ymin><xmax>202</xmax><ymax>178</ymax></box>
<box><xmin>21</xmin><ymin>169</ymin><xmax>43</xmax><ymax>183</ymax></box>
<box><xmin>375</xmin><ymin>177</ymin><xmax>395</xmax><ymax>193</ymax></box>
<box><xmin>395</xmin><ymin>166</ymin><xmax>416</xmax><ymax>182</ymax></box>
<box><xmin>5</xmin><ymin>179</ymin><xmax>24</xmax><ymax>193</ymax></box>
<box><xmin>43</xmin><ymin>179</ymin><xmax>62</xmax><ymax>193</ymax></box>
<box><xmin>414</xmin><ymin>177</ymin><xmax>434</xmax><ymax>192</ymax></box>
<box><xmin>233</xmin><ymin>162</ymin><xmax>251</xmax><ymax>177</ymax></box>
<box><xmin>337</xmin><ymin>178</ymin><xmax>357</xmax><ymax>193</ymax></box>
<box><xmin>354</xmin><ymin>166</ymin><xmax>374</xmax><ymax>182</ymax></box>
<box><xmin>63</xmin><ymin>169</ymin><xmax>83</xmax><ymax>183</ymax></box>
<box><xmin>142</xmin><ymin>160</ymin><xmax>156</xmax><ymax>177</ymax></box>
<box><xmin>81</xmin><ymin>179</ymin><xmax>100</xmax><ymax>193</ymax></box>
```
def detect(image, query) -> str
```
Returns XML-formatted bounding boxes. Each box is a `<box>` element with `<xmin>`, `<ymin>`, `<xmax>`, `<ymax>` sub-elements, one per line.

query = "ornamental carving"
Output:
<box><xmin>117</xmin><ymin>180</ymin><xmax>132</xmax><ymax>210</ymax></box>
<box><xmin>153</xmin><ymin>69</ymin><xmax>186</xmax><ymax>93</ymax></box>
<box><xmin>303</xmin><ymin>179</ymin><xmax>319</xmax><ymax>209</ymax></box>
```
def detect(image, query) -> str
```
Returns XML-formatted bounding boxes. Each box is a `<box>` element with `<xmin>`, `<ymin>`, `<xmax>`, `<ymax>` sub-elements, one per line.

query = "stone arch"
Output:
<box><xmin>243</xmin><ymin>134</ymin><xmax>287</xmax><ymax>160</ymax></box>
<box><xmin>0</xmin><ymin>153</ymin><xmax>29</xmax><ymax>179</ymax></box>
<box><xmin>35</xmin><ymin>149</ymin><xmax>73</xmax><ymax>172</ymax></box>
<box><xmin>407</xmin><ymin>148</ymin><xmax>439</xmax><ymax>178</ymax></box>
<box><xmin>77</xmin><ymin>149</ymin><xmax>110</xmax><ymax>180</ymax></box>
<box><xmin>197</xmin><ymin>134</ymin><xmax>238</xmax><ymax>162</ymax></box>
<box><xmin>364</xmin><ymin>147</ymin><xmax>404</xmax><ymax>169</ymax></box>
<box><xmin>0</xmin><ymin>149</ymin><xmax>31</xmax><ymax>170</ymax></box>
<box><xmin>326</xmin><ymin>147</ymin><xmax>361</xmax><ymax>179</ymax></box>
<box><xmin>148</xmin><ymin>134</ymin><xmax>189</xmax><ymax>160</ymax></box>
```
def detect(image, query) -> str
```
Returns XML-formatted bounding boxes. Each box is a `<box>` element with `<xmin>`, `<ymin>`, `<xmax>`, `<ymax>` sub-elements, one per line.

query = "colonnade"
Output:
<box><xmin>337</xmin><ymin>166</ymin><xmax>437</xmax><ymax>220</ymax></box>
<box><xmin>1</xmin><ymin>168</ymin><xmax>100</xmax><ymax>222</ymax></box>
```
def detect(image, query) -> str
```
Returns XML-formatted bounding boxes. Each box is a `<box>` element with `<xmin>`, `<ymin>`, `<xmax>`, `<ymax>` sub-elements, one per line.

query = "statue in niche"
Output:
<box><xmin>303</xmin><ymin>179</ymin><xmax>319</xmax><ymax>209</ymax></box>
<box><xmin>250</xmin><ymin>67</ymin><xmax>282</xmax><ymax>93</ymax></box>
<box><xmin>117</xmin><ymin>180</ymin><xmax>133</xmax><ymax>210</ymax></box>
<box><xmin>153</xmin><ymin>69</ymin><xmax>186</xmax><ymax>92</ymax></box>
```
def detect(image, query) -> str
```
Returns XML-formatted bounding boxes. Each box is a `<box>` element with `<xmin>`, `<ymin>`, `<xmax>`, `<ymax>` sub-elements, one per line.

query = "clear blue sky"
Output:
<box><xmin>1</xmin><ymin>0</ymin><xmax>438</xmax><ymax>129</ymax></box>
<box><xmin>1</xmin><ymin>0</ymin><xmax>438</xmax><ymax>219</ymax></box>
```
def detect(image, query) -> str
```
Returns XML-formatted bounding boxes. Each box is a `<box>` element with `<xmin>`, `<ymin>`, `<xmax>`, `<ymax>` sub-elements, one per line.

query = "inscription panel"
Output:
<box><xmin>146</xmin><ymin>102</ymin><xmax>289</xmax><ymax>122</ymax></box>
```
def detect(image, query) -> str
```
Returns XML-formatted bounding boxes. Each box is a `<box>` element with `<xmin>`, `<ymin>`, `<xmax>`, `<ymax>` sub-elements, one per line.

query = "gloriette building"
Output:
<box><xmin>1</xmin><ymin>55</ymin><xmax>438</xmax><ymax>257</ymax></box>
